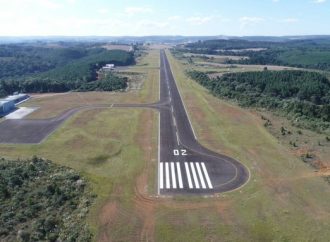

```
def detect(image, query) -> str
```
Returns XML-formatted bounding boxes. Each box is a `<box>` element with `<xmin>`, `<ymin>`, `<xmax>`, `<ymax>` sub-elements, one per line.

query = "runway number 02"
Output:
<box><xmin>173</xmin><ymin>149</ymin><xmax>187</xmax><ymax>156</ymax></box>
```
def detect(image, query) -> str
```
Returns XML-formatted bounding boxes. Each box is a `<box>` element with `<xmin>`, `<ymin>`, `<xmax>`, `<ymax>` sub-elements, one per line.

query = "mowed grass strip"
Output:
<box><xmin>164</xmin><ymin>49</ymin><xmax>330</xmax><ymax>241</ymax></box>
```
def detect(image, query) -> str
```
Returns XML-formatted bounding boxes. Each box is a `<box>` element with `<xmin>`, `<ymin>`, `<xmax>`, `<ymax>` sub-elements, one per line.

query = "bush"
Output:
<box><xmin>0</xmin><ymin>157</ymin><xmax>94</xmax><ymax>241</ymax></box>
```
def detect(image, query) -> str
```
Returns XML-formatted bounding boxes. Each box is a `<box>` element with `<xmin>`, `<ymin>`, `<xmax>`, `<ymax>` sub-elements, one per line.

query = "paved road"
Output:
<box><xmin>0</xmin><ymin>50</ymin><xmax>249</xmax><ymax>195</ymax></box>
<box><xmin>157</xmin><ymin>50</ymin><xmax>249</xmax><ymax>195</ymax></box>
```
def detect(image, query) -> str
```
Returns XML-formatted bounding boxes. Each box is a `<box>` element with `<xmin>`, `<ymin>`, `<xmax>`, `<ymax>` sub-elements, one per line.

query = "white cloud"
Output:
<box><xmin>35</xmin><ymin>0</ymin><xmax>62</xmax><ymax>9</ymax></box>
<box><xmin>124</xmin><ymin>7</ymin><xmax>153</xmax><ymax>15</ymax></box>
<box><xmin>313</xmin><ymin>0</ymin><xmax>326</xmax><ymax>3</ymax></box>
<box><xmin>279</xmin><ymin>18</ymin><xmax>299</xmax><ymax>23</ymax></box>
<box><xmin>186</xmin><ymin>16</ymin><xmax>212</xmax><ymax>25</ymax></box>
<box><xmin>272</xmin><ymin>0</ymin><xmax>280</xmax><ymax>2</ymax></box>
<box><xmin>168</xmin><ymin>16</ymin><xmax>182</xmax><ymax>21</ymax></box>
<box><xmin>66</xmin><ymin>0</ymin><xmax>77</xmax><ymax>4</ymax></box>
<box><xmin>98</xmin><ymin>8</ymin><xmax>109</xmax><ymax>14</ymax></box>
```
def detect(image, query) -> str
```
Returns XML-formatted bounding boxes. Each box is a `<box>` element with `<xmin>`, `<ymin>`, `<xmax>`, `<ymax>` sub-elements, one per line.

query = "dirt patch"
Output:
<box><xmin>98</xmin><ymin>202</ymin><xmax>118</xmax><ymax>242</ymax></box>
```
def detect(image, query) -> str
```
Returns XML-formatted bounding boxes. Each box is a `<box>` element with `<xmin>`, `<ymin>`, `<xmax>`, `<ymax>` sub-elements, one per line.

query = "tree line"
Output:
<box><xmin>180</xmin><ymin>39</ymin><xmax>330</xmax><ymax>71</ymax></box>
<box><xmin>0</xmin><ymin>44</ymin><xmax>134</xmax><ymax>96</ymax></box>
<box><xmin>188</xmin><ymin>70</ymin><xmax>330</xmax><ymax>132</ymax></box>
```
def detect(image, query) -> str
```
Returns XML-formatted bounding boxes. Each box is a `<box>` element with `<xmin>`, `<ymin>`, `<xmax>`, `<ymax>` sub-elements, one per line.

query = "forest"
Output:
<box><xmin>0</xmin><ymin>44</ymin><xmax>134</xmax><ymax>96</ymax></box>
<box><xmin>181</xmin><ymin>39</ymin><xmax>330</xmax><ymax>71</ymax></box>
<box><xmin>0</xmin><ymin>157</ymin><xmax>94</xmax><ymax>242</ymax></box>
<box><xmin>188</xmin><ymin>70</ymin><xmax>330</xmax><ymax>132</ymax></box>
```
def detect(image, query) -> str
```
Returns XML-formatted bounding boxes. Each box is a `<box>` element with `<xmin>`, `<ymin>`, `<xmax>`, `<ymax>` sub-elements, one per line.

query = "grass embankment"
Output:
<box><xmin>163</xmin><ymin>49</ymin><xmax>330</xmax><ymax>241</ymax></box>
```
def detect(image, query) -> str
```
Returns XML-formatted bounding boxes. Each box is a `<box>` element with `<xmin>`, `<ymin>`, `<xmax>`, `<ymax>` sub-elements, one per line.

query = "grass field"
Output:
<box><xmin>164</xmin><ymin>49</ymin><xmax>330</xmax><ymax>241</ymax></box>
<box><xmin>2</xmin><ymin>47</ymin><xmax>330</xmax><ymax>241</ymax></box>
<box><xmin>0</xmin><ymin>48</ymin><xmax>160</xmax><ymax>241</ymax></box>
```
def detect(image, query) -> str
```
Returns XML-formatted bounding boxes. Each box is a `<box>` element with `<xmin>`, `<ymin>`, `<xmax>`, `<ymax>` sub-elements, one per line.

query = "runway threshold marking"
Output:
<box><xmin>160</xmin><ymin>162</ymin><xmax>213</xmax><ymax>190</ymax></box>
<box><xmin>196</xmin><ymin>163</ymin><xmax>207</xmax><ymax>189</ymax></box>
<box><xmin>176</xmin><ymin>162</ymin><xmax>183</xmax><ymax>189</ymax></box>
<box><xmin>171</xmin><ymin>162</ymin><xmax>177</xmax><ymax>189</ymax></box>
<box><xmin>184</xmin><ymin>162</ymin><xmax>193</xmax><ymax>189</ymax></box>
<box><xmin>190</xmin><ymin>162</ymin><xmax>200</xmax><ymax>189</ymax></box>
<box><xmin>201</xmin><ymin>162</ymin><xmax>213</xmax><ymax>189</ymax></box>
<box><xmin>159</xmin><ymin>162</ymin><xmax>164</xmax><ymax>189</ymax></box>
<box><xmin>165</xmin><ymin>162</ymin><xmax>170</xmax><ymax>189</ymax></box>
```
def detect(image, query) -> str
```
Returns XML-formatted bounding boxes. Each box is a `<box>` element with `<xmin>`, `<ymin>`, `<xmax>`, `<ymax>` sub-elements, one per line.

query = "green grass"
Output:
<box><xmin>165</xmin><ymin>49</ymin><xmax>330</xmax><ymax>241</ymax></box>
<box><xmin>2</xmin><ymin>47</ymin><xmax>330</xmax><ymax>241</ymax></box>
<box><xmin>0</xmin><ymin>48</ymin><xmax>160</xmax><ymax>241</ymax></box>
<box><xmin>0</xmin><ymin>108</ymin><xmax>150</xmax><ymax>238</ymax></box>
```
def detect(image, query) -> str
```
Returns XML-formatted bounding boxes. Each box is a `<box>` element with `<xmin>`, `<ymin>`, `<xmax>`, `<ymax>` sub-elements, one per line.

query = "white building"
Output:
<box><xmin>102</xmin><ymin>64</ymin><xmax>115</xmax><ymax>71</ymax></box>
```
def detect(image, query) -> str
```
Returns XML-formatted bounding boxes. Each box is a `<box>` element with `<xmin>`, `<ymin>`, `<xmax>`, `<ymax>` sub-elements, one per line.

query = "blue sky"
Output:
<box><xmin>0</xmin><ymin>0</ymin><xmax>329</xmax><ymax>36</ymax></box>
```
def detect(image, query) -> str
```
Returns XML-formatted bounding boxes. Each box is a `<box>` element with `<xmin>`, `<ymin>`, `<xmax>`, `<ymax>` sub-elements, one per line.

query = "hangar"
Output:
<box><xmin>0</xmin><ymin>94</ymin><xmax>29</xmax><ymax>116</ymax></box>
<box><xmin>0</xmin><ymin>100</ymin><xmax>15</xmax><ymax>116</ymax></box>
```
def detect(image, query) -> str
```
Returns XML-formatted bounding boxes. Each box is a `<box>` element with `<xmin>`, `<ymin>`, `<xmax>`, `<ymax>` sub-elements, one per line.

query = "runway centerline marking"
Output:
<box><xmin>196</xmin><ymin>163</ymin><xmax>207</xmax><ymax>189</ymax></box>
<box><xmin>171</xmin><ymin>162</ymin><xmax>177</xmax><ymax>189</ymax></box>
<box><xmin>190</xmin><ymin>162</ymin><xmax>200</xmax><ymax>189</ymax></box>
<box><xmin>176</xmin><ymin>162</ymin><xmax>183</xmax><ymax>189</ymax></box>
<box><xmin>185</xmin><ymin>162</ymin><xmax>193</xmax><ymax>189</ymax></box>
<box><xmin>175</xmin><ymin>131</ymin><xmax>180</xmax><ymax>145</ymax></box>
<box><xmin>201</xmin><ymin>162</ymin><xmax>213</xmax><ymax>189</ymax></box>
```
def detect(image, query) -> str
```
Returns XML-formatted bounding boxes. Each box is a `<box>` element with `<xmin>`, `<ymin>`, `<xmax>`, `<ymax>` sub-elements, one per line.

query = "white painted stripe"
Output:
<box><xmin>165</xmin><ymin>52</ymin><xmax>197</xmax><ymax>140</ymax></box>
<box><xmin>196</xmin><ymin>163</ymin><xmax>206</xmax><ymax>189</ymax></box>
<box><xmin>184</xmin><ymin>162</ymin><xmax>193</xmax><ymax>189</ymax></box>
<box><xmin>190</xmin><ymin>163</ymin><xmax>200</xmax><ymax>189</ymax></box>
<box><xmin>165</xmin><ymin>162</ymin><xmax>170</xmax><ymax>189</ymax></box>
<box><xmin>175</xmin><ymin>131</ymin><xmax>180</xmax><ymax>145</ymax></box>
<box><xmin>159</xmin><ymin>162</ymin><xmax>164</xmax><ymax>189</ymax></box>
<box><xmin>157</xmin><ymin>112</ymin><xmax>160</xmax><ymax>195</ymax></box>
<box><xmin>171</xmin><ymin>162</ymin><xmax>177</xmax><ymax>189</ymax></box>
<box><xmin>176</xmin><ymin>162</ymin><xmax>183</xmax><ymax>189</ymax></box>
<box><xmin>201</xmin><ymin>162</ymin><xmax>213</xmax><ymax>189</ymax></box>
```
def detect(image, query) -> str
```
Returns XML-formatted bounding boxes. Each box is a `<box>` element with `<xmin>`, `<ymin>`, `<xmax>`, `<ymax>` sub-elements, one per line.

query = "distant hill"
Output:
<box><xmin>1</xmin><ymin>35</ymin><xmax>330</xmax><ymax>44</ymax></box>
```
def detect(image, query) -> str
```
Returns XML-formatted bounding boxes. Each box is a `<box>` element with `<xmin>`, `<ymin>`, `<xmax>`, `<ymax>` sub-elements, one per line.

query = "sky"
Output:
<box><xmin>0</xmin><ymin>0</ymin><xmax>329</xmax><ymax>36</ymax></box>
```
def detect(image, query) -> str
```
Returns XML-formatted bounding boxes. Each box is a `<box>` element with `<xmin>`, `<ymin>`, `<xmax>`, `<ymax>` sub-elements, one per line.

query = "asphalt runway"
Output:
<box><xmin>157</xmin><ymin>50</ymin><xmax>249</xmax><ymax>195</ymax></box>
<box><xmin>0</xmin><ymin>50</ymin><xmax>249</xmax><ymax>195</ymax></box>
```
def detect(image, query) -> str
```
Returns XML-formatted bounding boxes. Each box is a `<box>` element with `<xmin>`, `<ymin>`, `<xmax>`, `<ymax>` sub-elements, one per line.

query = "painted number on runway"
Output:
<box><xmin>173</xmin><ymin>149</ymin><xmax>187</xmax><ymax>156</ymax></box>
